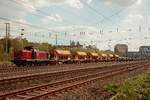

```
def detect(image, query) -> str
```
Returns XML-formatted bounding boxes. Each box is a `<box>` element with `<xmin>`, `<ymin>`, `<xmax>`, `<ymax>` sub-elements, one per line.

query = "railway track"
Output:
<box><xmin>0</xmin><ymin>61</ymin><xmax>149</xmax><ymax>100</ymax></box>
<box><xmin>0</xmin><ymin>61</ymin><xmax>146</xmax><ymax>94</ymax></box>
<box><xmin>0</xmin><ymin>61</ymin><xmax>144</xmax><ymax>78</ymax></box>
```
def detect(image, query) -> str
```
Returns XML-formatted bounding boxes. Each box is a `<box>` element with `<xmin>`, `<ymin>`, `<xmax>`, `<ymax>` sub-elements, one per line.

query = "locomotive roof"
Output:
<box><xmin>22</xmin><ymin>50</ymin><xmax>32</xmax><ymax>52</ymax></box>
<box><xmin>24</xmin><ymin>46</ymin><xmax>34</xmax><ymax>50</ymax></box>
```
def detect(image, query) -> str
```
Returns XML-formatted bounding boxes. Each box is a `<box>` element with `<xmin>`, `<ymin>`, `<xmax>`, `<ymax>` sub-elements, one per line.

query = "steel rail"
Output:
<box><xmin>0</xmin><ymin>61</ymin><xmax>142</xmax><ymax>86</ymax></box>
<box><xmin>0</xmin><ymin>62</ymin><xmax>149</xmax><ymax>100</ymax></box>
<box><xmin>0</xmin><ymin>61</ymin><xmax>147</xmax><ymax>94</ymax></box>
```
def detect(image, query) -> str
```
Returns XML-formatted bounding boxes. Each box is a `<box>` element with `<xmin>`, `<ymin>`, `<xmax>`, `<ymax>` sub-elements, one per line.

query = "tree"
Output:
<box><xmin>76</xmin><ymin>41</ymin><xmax>80</xmax><ymax>46</ymax></box>
<box><xmin>38</xmin><ymin>43</ymin><xmax>50</xmax><ymax>51</ymax></box>
<box><xmin>0</xmin><ymin>40</ymin><xmax>4</xmax><ymax>61</ymax></box>
<box><xmin>2</xmin><ymin>38</ymin><xmax>11</xmax><ymax>54</ymax></box>
<box><xmin>70</xmin><ymin>41</ymin><xmax>75</xmax><ymax>46</ymax></box>
<box><xmin>11</xmin><ymin>38</ymin><xmax>23</xmax><ymax>52</ymax></box>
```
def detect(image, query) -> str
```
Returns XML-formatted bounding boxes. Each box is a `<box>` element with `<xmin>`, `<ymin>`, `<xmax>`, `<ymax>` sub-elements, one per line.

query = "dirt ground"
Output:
<box><xmin>50</xmin><ymin>66</ymin><xmax>149</xmax><ymax>100</ymax></box>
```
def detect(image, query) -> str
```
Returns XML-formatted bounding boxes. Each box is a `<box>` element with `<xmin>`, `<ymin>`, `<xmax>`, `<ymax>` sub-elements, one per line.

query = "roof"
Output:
<box><xmin>115</xmin><ymin>44</ymin><xmax>128</xmax><ymax>47</ymax></box>
<box><xmin>115</xmin><ymin>54</ymin><xmax>119</xmax><ymax>57</ymax></box>
<box><xmin>55</xmin><ymin>50</ymin><xmax>71</xmax><ymax>55</ymax></box>
<box><xmin>140</xmin><ymin>46</ymin><xmax>150</xmax><ymax>48</ymax></box>
<box><xmin>24</xmin><ymin>46</ymin><xmax>34</xmax><ymax>50</ymax></box>
<box><xmin>108</xmin><ymin>54</ymin><xmax>114</xmax><ymax>57</ymax></box>
<box><xmin>36</xmin><ymin>51</ymin><xmax>48</xmax><ymax>53</ymax></box>
<box><xmin>100</xmin><ymin>53</ymin><xmax>107</xmax><ymax>57</ymax></box>
<box><xmin>22</xmin><ymin>50</ymin><xmax>32</xmax><ymax>52</ymax></box>
<box><xmin>76</xmin><ymin>51</ymin><xmax>87</xmax><ymax>56</ymax></box>
<box><xmin>90</xmin><ymin>52</ymin><xmax>99</xmax><ymax>57</ymax></box>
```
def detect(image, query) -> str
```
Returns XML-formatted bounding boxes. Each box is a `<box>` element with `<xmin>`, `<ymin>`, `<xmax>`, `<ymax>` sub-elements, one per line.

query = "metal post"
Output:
<box><xmin>108</xmin><ymin>40</ymin><xmax>111</xmax><ymax>51</ymax></box>
<box><xmin>8</xmin><ymin>23</ymin><xmax>10</xmax><ymax>53</ymax></box>
<box><xmin>69</xmin><ymin>34</ymin><xmax>72</xmax><ymax>51</ymax></box>
<box><xmin>5</xmin><ymin>23</ymin><xmax>8</xmax><ymax>54</ymax></box>
<box><xmin>55</xmin><ymin>34</ymin><xmax>58</xmax><ymax>46</ymax></box>
<box><xmin>70</xmin><ymin>33</ymin><xmax>71</xmax><ymax>46</ymax></box>
<box><xmin>5</xmin><ymin>23</ymin><xmax>10</xmax><ymax>54</ymax></box>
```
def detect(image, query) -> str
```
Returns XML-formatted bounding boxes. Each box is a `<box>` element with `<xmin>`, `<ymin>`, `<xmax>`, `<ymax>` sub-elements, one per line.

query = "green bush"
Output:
<box><xmin>105</xmin><ymin>83</ymin><xmax>119</xmax><ymax>95</ymax></box>
<box><xmin>106</xmin><ymin>72</ymin><xmax>150</xmax><ymax>100</ymax></box>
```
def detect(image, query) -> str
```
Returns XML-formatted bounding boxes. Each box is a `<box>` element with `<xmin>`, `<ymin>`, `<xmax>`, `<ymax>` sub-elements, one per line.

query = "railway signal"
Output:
<box><xmin>21</xmin><ymin>29</ymin><xmax>24</xmax><ymax>48</ymax></box>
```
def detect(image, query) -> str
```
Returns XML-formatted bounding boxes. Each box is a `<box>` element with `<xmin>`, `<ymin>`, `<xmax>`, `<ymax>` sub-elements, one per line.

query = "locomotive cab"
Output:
<box><xmin>12</xmin><ymin>46</ymin><xmax>49</xmax><ymax>66</ymax></box>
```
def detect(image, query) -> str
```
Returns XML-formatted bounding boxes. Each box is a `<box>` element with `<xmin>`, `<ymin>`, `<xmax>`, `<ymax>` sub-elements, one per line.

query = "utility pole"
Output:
<box><xmin>108</xmin><ymin>39</ymin><xmax>111</xmax><ymax>51</ymax></box>
<box><xmin>139</xmin><ymin>26</ymin><xmax>141</xmax><ymax>32</ymax></box>
<box><xmin>5</xmin><ymin>23</ymin><xmax>10</xmax><ymax>54</ymax></box>
<box><xmin>69</xmin><ymin>32</ymin><xmax>72</xmax><ymax>46</ymax></box>
<box><xmin>69</xmin><ymin>33</ymin><xmax>72</xmax><ymax>51</ymax></box>
<box><xmin>55</xmin><ymin>34</ymin><xmax>58</xmax><ymax>46</ymax></box>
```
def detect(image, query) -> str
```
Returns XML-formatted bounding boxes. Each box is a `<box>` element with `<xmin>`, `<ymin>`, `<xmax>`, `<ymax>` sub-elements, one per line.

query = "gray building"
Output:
<box><xmin>127</xmin><ymin>52</ymin><xmax>140</xmax><ymax>58</ymax></box>
<box><xmin>139</xmin><ymin>46</ymin><xmax>150</xmax><ymax>58</ymax></box>
<box><xmin>114</xmin><ymin>44</ymin><xmax>128</xmax><ymax>57</ymax></box>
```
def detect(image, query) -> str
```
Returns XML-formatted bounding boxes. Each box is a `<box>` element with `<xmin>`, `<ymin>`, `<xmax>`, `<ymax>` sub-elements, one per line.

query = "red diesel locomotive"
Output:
<box><xmin>13</xmin><ymin>46</ymin><xmax>49</xmax><ymax>66</ymax></box>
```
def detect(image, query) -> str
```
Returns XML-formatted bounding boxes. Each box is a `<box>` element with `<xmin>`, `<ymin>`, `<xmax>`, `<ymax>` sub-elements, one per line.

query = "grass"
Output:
<box><xmin>105</xmin><ymin>68</ymin><xmax>150</xmax><ymax>100</ymax></box>
<box><xmin>0</xmin><ymin>61</ymin><xmax>12</xmax><ymax>64</ymax></box>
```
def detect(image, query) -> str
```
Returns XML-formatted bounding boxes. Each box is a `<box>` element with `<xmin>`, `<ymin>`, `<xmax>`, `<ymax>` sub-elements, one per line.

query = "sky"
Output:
<box><xmin>0</xmin><ymin>0</ymin><xmax>150</xmax><ymax>51</ymax></box>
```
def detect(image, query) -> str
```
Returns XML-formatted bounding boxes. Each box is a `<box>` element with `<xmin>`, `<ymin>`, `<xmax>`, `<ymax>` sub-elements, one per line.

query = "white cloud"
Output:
<box><xmin>87</xmin><ymin>0</ymin><xmax>93</xmax><ymax>4</ymax></box>
<box><xmin>42</xmin><ymin>14</ymin><xmax>63</xmax><ymax>23</ymax></box>
<box><xmin>0</xmin><ymin>0</ymin><xmax>83</xmax><ymax>25</ymax></box>
<box><xmin>128</xmin><ymin>14</ymin><xmax>144</xmax><ymax>20</ymax></box>
<box><xmin>21</xmin><ymin>0</ymin><xmax>83</xmax><ymax>9</ymax></box>
<box><xmin>19</xmin><ymin>0</ymin><xmax>35</xmax><ymax>11</ymax></box>
<box><xmin>136</xmin><ymin>0</ymin><xmax>142</xmax><ymax>5</ymax></box>
<box><xmin>0</xmin><ymin>1</ymin><xmax>30</xmax><ymax>19</ymax></box>
<box><xmin>0</xmin><ymin>0</ymin><xmax>148</xmax><ymax>50</ymax></box>
<box><xmin>120</xmin><ymin>14</ymin><xmax>144</xmax><ymax>28</ymax></box>
<box><xmin>147</xmin><ymin>15</ymin><xmax>150</xmax><ymax>20</ymax></box>
<box><xmin>65</xmin><ymin>0</ymin><xmax>83</xmax><ymax>9</ymax></box>
<box><xmin>104</xmin><ymin>0</ymin><xmax>112</xmax><ymax>6</ymax></box>
<box><xmin>115</xmin><ymin>0</ymin><xmax>138</xmax><ymax>6</ymax></box>
<box><xmin>104</xmin><ymin>0</ymin><xmax>140</xmax><ymax>7</ymax></box>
